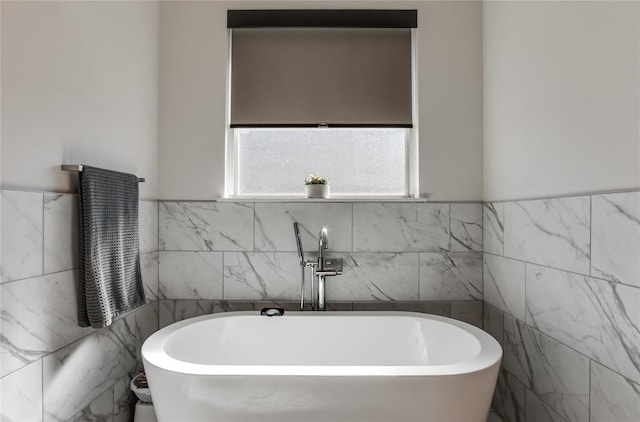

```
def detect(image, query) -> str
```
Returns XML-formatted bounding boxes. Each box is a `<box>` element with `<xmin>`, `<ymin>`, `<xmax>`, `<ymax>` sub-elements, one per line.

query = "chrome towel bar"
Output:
<box><xmin>61</xmin><ymin>164</ymin><xmax>145</xmax><ymax>182</ymax></box>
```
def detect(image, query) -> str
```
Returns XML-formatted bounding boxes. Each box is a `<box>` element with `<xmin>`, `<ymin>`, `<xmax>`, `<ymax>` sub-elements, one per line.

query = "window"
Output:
<box><xmin>232</xmin><ymin>128</ymin><xmax>408</xmax><ymax>196</ymax></box>
<box><xmin>225</xmin><ymin>10</ymin><xmax>418</xmax><ymax>198</ymax></box>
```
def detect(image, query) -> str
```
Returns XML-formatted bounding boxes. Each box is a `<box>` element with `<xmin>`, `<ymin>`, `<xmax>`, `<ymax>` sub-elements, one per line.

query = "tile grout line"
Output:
<box><xmin>481</xmin><ymin>250</ymin><xmax>639</xmax><ymax>290</ymax></box>
<box><xmin>589</xmin><ymin>195</ymin><xmax>593</xmax><ymax>278</ymax></box>
<box><xmin>42</xmin><ymin>358</ymin><xmax>45</xmax><ymax>422</ymax></box>
<box><xmin>498</xmin><ymin>284</ymin><xmax>638</xmax><ymax>386</ymax></box>
<box><xmin>588</xmin><ymin>358</ymin><xmax>592</xmax><ymax>422</ymax></box>
<box><xmin>41</xmin><ymin>192</ymin><xmax>45</xmax><ymax>277</ymax></box>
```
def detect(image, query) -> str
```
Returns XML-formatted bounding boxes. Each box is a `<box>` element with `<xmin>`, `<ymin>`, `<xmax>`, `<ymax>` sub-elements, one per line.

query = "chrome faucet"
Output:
<box><xmin>318</xmin><ymin>227</ymin><xmax>328</xmax><ymax>269</ymax></box>
<box><xmin>292</xmin><ymin>224</ymin><xmax>343</xmax><ymax>311</ymax></box>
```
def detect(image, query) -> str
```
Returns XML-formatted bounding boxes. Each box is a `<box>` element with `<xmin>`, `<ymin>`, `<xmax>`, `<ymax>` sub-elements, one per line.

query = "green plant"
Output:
<box><xmin>304</xmin><ymin>174</ymin><xmax>329</xmax><ymax>185</ymax></box>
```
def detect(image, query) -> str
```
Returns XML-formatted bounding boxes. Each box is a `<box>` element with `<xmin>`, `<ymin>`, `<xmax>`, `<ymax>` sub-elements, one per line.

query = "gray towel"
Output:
<box><xmin>77</xmin><ymin>165</ymin><xmax>145</xmax><ymax>328</ymax></box>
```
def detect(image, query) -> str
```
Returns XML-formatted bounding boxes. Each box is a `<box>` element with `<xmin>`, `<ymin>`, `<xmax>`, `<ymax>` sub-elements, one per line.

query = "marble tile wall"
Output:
<box><xmin>157</xmin><ymin>299</ymin><xmax>484</xmax><ymax>329</ymax></box>
<box><xmin>484</xmin><ymin>190</ymin><xmax>640</xmax><ymax>422</ymax></box>
<box><xmin>0</xmin><ymin>190</ymin><xmax>159</xmax><ymax>422</ymax></box>
<box><xmin>158</xmin><ymin>200</ymin><xmax>484</xmax><ymax>308</ymax></box>
<box><xmin>6</xmin><ymin>190</ymin><xmax>638</xmax><ymax>421</ymax></box>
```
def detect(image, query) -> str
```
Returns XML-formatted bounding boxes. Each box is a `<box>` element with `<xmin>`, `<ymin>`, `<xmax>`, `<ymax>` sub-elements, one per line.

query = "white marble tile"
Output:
<box><xmin>0</xmin><ymin>360</ymin><xmax>43</xmax><ymax>422</ymax></box>
<box><xmin>1</xmin><ymin>270</ymin><xmax>93</xmax><ymax>377</ymax></box>
<box><xmin>504</xmin><ymin>197</ymin><xmax>590</xmax><ymax>275</ymax></box>
<box><xmin>223</xmin><ymin>252</ymin><xmax>300</xmax><ymax>300</ymax></box>
<box><xmin>484</xmin><ymin>303</ymin><xmax>504</xmax><ymax>346</ymax></box>
<box><xmin>158</xmin><ymin>300</ymin><xmax>254</xmax><ymax>328</ymax></box>
<box><xmin>1</xmin><ymin>190</ymin><xmax>43</xmax><ymax>282</ymax></box>
<box><xmin>483</xmin><ymin>254</ymin><xmax>526</xmax><ymax>321</ymax></box>
<box><xmin>73</xmin><ymin>387</ymin><xmax>113</xmax><ymax>422</ymax></box>
<box><xmin>526</xmin><ymin>264</ymin><xmax>640</xmax><ymax>383</ymax></box>
<box><xmin>493</xmin><ymin>368</ymin><xmax>525</xmax><ymax>422</ymax></box>
<box><xmin>503</xmin><ymin>316</ymin><xmax>589</xmax><ymax>422</ymax></box>
<box><xmin>450</xmin><ymin>301</ymin><xmax>483</xmax><ymax>328</ymax></box>
<box><xmin>159</xmin><ymin>299</ymin><xmax>210</xmax><ymax>328</ymax></box>
<box><xmin>140</xmin><ymin>252</ymin><xmax>158</xmax><ymax>301</ymax></box>
<box><xmin>254</xmin><ymin>202</ymin><xmax>352</xmax><ymax>252</ymax></box>
<box><xmin>114</xmin><ymin>376</ymin><xmax>133</xmax><ymax>422</ymax></box>
<box><xmin>326</xmin><ymin>253</ymin><xmax>419</xmax><ymax>301</ymax></box>
<box><xmin>450</xmin><ymin>203</ymin><xmax>483</xmax><ymax>252</ymax></box>
<box><xmin>590</xmin><ymin>361</ymin><xmax>640</xmax><ymax>422</ymax></box>
<box><xmin>43</xmin><ymin>314</ymin><xmax>136</xmax><ymax>422</ymax></box>
<box><xmin>420</xmin><ymin>252</ymin><xmax>482</xmax><ymax>300</ymax></box>
<box><xmin>135</xmin><ymin>302</ymin><xmax>158</xmax><ymax>368</ymax></box>
<box><xmin>525</xmin><ymin>390</ymin><xmax>567</xmax><ymax>422</ymax></box>
<box><xmin>159</xmin><ymin>251</ymin><xmax>222</xmax><ymax>299</ymax></box>
<box><xmin>44</xmin><ymin>193</ymin><xmax>79</xmax><ymax>274</ymax></box>
<box><xmin>484</xmin><ymin>202</ymin><xmax>504</xmax><ymax>256</ymax></box>
<box><xmin>353</xmin><ymin>203</ymin><xmax>449</xmax><ymax>252</ymax></box>
<box><xmin>591</xmin><ymin>192</ymin><xmax>640</xmax><ymax>288</ymax></box>
<box><xmin>139</xmin><ymin>200</ymin><xmax>158</xmax><ymax>254</ymax></box>
<box><xmin>159</xmin><ymin>202</ymin><xmax>253</xmax><ymax>251</ymax></box>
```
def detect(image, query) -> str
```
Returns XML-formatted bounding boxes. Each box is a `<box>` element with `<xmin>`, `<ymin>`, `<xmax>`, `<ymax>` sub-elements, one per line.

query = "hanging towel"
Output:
<box><xmin>77</xmin><ymin>165</ymin><xmax>145</xmax><ymax>328</ymax></box>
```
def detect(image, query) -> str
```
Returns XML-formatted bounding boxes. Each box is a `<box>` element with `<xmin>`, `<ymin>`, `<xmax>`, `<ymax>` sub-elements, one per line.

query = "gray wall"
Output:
<box><xmin>159</xmin><ymin>1</ymin><xmax>483</xmax><ymax>201</ymax></box>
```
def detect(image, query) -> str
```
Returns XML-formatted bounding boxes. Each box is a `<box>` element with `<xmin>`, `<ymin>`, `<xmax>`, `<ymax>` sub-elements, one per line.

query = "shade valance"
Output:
<box><xmin>229</xmin><ymin>10</ymin><xmax>415</xmax><ymax>128</ymax></box>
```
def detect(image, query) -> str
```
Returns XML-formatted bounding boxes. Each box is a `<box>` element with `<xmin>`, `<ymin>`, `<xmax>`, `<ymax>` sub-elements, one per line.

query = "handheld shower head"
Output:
<box><xmin>293</xmin><ymin>222</ymin><xmax>305</xmax><ymax>268</ymax></box>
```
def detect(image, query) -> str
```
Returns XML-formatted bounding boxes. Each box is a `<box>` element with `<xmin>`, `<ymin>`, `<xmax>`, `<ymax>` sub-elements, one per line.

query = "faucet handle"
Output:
<box><xmin>317</xmin><ymin>258</ymin><xmax>343</xmax><ymax>276</ymax></box>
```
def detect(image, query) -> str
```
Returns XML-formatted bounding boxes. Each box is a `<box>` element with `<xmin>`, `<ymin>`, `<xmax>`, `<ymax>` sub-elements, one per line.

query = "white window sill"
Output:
<box><xmin>216</xmin><ymin>196</ymin><xmax>429</xmax><ymax>203</ymax></box>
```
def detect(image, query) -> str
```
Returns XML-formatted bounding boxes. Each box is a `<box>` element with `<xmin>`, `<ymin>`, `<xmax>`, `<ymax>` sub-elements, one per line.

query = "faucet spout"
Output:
<box><xmin>294</xmin><ymin>224</ymin><xmax>342</xmax><ymax>311</ymax></box>
<box><xmin>318</xmin><ymin>227</ymin><xmax>329</xmax><ymax>269</ymax></box>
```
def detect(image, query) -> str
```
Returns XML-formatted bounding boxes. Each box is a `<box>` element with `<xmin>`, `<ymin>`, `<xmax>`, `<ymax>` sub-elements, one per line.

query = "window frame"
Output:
<box><xmin>224</xmin><ymin>27</ymin><xmax>420</xmax><ymax>199</ymax></box>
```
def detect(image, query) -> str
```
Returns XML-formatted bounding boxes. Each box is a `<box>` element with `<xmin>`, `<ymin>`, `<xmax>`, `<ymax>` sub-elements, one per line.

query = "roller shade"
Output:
<box><xmin>229</xmin><ymin>11</ymin><xmax>415</xmax><ymax>128</ymax></box>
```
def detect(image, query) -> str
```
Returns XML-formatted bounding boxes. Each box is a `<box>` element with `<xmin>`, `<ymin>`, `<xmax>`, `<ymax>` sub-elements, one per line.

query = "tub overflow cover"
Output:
<box><xmin>260</xmin><ymin>307</ymin><xmax>285</xmax><ymax>317</ymax></box>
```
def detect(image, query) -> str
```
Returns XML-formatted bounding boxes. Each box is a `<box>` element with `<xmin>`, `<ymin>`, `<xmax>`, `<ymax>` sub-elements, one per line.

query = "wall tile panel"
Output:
<box><xmin>0</xmin><ymin>360</ymin><xmax>43</xmax><ymax>422</ymax></box>
<box><xmin>159</xmin><ymin>202</ymin><xmax>254</xmax><ymax>251</ymax></box>
<box><xmin>503</xmin><ymin>316</ymin><xmax>589</xmax><ymax>422</ymax></box>
<box><xmin>159</xmin><ymin>251</ymin><xmax>223</xmax><ymax>299</ymax></box>
<box><xmin>484</xmin><ymin>254</ymin><xmax>526</xmax><ymax>321</ymax></box>
<box><xmin>504</xmin><ymin>197</ymin><xmax>590</xmax><ymax>274</ymax></box>
<box><xmin>326</xmin><ymin>253</ymin><xmax>419</xmax><ymax>301</ymax></box>
<box><xmin>1</xmin><ymin>270</ymin><xmax>93</xmax><ymax>377</ymax></box>
<box><xmin>44</xmin><ymin>193</ymin><xmax>79</xmax><ymax>274</ymax></box>
<box><xmin>484</xmin><ymin>202</ymin><xmax>504</xmax><ymax>256</ymax></box>
<box><xmin>254</xmin><ymin>202</ymin><xmax>352</xmax><ymax>252</ymax></box>
<box><xmin>1</xmin><ymin>190</ymin><xmax>43</xmax><ymax>282</ymax></box>
<box><xmin>353</xmin><ymin>203</ymin><xmax>449</xmax><ymax>252</ymax></box>
<box><xmin>590</xmin><ymin>361</ymin><xmax>640</xmax><ymax>422</ymax></box>
<box><xmin>450</xmin><ymin>203</ymin><xmax>483</xmax><ymax>252</ymax></box>
<box><xmin>420</xmin><ymin>252</ymin><xmax>482</xmax><ymax>300</ymax></box>
<box><xmin>591</xmin><ymin>192</ymin><xmax>640</xmax><ymax>288</ymax></box>
<box><xmin>526</xmin><ymin>264</ymin><xmax>640</xmax><ymax>383</ymax></box>
<box><xmin>43</xmin><ymin>314</ymin><xmax>136</xmax><ymax>422</ymax></box>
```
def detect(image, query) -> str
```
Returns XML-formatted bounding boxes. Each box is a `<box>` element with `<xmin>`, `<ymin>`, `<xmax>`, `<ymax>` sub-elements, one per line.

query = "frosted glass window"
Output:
<box><xmin>235</xmin><ymin>128</ymin><xmax>407</xmax><ymax>196</ymax></box>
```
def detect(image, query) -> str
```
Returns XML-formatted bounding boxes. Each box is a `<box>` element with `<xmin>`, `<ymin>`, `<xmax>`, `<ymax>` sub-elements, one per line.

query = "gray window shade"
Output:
<box><xmin>230</xmin><ymin>28</ymin><xmax>413</xmax><ymax>127</ymax></box>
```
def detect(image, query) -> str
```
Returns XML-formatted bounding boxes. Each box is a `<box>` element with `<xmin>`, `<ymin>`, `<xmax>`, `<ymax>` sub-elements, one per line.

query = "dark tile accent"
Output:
<box><xmin>352</xmin><ymin>301</ymin><xmax>450</xmax><ymax>316</ymax></box>
<box><xmin>450</xmin><ymin>301</ymin><xmax>483</xmax><ymax>328</ymax></box>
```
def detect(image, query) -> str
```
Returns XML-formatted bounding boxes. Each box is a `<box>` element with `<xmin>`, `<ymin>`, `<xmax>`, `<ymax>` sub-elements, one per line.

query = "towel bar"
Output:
<box><xmin>61</xmin><ymin>164</ymin><xmax>145</xmax><ymax>182</ymax></box>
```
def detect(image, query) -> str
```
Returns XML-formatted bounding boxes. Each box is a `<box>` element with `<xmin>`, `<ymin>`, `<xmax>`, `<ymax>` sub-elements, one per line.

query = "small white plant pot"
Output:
<box><xmin>305</xmin><ymin>184</ymin><xmax>330</xmax><ymax>198</ymax></box>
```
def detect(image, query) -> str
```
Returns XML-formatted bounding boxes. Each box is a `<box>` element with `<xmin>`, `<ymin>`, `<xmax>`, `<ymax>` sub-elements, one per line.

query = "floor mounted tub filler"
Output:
<box><xmin>142</xmin><ymin>311</ymin><xmax>502</xmax><ymax>422</ymax></box>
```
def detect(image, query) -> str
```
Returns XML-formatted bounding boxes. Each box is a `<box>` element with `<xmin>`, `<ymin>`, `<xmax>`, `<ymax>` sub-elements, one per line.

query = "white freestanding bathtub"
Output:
<box><xmin>142</xmin><ymin>311</ymin><xmax>502</xmax><ymax>422</ymax></box>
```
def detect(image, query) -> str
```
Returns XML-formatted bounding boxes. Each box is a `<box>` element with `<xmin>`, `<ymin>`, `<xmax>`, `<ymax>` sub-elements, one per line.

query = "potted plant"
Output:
<box><xmin>304</xmin><ymin>174</ymin><xmax>330</xmax><ymax>198</ymax></box>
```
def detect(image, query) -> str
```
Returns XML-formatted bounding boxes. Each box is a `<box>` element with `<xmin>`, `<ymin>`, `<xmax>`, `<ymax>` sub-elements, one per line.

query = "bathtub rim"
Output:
<box><xmin>142</xmin><ymin>311</ymin><xmax>502</xmax><ymax>377</ymax></box>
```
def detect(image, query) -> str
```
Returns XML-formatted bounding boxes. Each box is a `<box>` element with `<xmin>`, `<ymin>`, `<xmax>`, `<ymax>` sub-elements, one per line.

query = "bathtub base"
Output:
<box><xmin>146</xmin><ymin>363</ymin><xmax>499</xmax><ymax>422</ymax></box>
